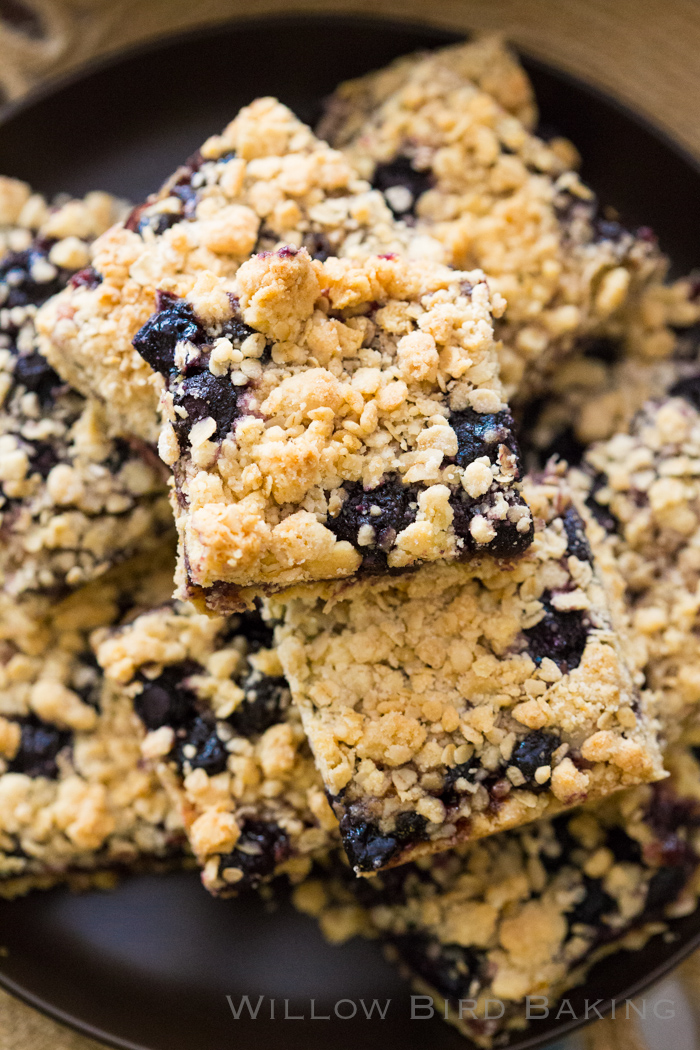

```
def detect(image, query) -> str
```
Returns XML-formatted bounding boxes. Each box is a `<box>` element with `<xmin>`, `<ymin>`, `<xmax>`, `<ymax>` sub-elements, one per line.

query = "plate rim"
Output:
<box><xmin>1</xmin><ymin>12</ymin><xmax>700</xmax><ymax>1050</ymax></box>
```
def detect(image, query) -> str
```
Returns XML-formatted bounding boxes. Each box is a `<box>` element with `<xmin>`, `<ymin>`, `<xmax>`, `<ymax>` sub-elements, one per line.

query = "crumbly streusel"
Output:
<box><xmin>271</xmin><ymin>467</ymin><xmax>664</xmax><ymax>875</ymax></box>
<box><xmin>0</xmin><ymin>179</ymin><xmax>172</xmax><ymax>601</ymax></box>
<box><xmin>0</xmin><ymin>551</ymin><xmax>184</xmax><ymax>896</ymax></box>
<box><xmin>295</xmin><ymin>745</ymin><xmax>700</xmax><ymax>1048</ymax></box>
<box><xmin>94</xmin><ymin>602</ymin><xmax>338</xmax><ymax>897</ymax></box>
<box><xmin>320</xmin><ymin>40</ymin><xmax>699</xmax><ymax>399</ymax></box>
<box><xmin>36</xmin><ymin>98</ymin><xmax>428</xmax><ymax>443</ymax></box>
<box><xmin>133</xmin><ymin>248</ymin><xmax>532</xmax><ymax>611</ymax></box>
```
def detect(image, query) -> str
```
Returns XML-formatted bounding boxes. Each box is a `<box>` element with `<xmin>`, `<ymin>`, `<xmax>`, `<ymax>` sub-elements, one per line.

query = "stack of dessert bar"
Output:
<box><xmin>3</xmin><ymin>35</ymin><xmax>700</xmax><ymax>1045</ymax></box>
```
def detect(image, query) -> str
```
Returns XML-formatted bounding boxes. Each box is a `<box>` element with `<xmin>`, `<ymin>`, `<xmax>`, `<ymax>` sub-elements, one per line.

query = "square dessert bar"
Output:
<box><xmin>320</xmin><ymin>40</ymin><xmax>688</xmax><ymax>400</ymax></box>
<box><xmin>577</xmin><ymin>386</ymin><xmax>700</xmax><ymax>744</ymax></box>
<box><xmin>36</xmin><ymin>98</ymin><xmax>419</xmax><ymax>443</ymax></box>
<box><xmin>298</xmin><ymin>746</ymin><xmax>700</xmax><ymax>1048</ymax></box>
<box><xmin>0</xmin><ymin>180</ymin><xmax>172</xmax><ymax>602</ymax></box>
<box><xmin>134</xmin><ymin>248</ymin><xmax>533</xmax><ymax>612</ymax></box>
<box><xmin>272</xmin><ymin>467</ymin><xmax>665</xmax><ymax>875</ymax></box>
<box><xmin>0</xmin><ymin>554</ymin><xmax>184</xmax><ymax>897</ymax></box>
<box><xmin>94</xmin><ymin>602</ymin><xmax>338</xmax><ymax>897</ymax></box>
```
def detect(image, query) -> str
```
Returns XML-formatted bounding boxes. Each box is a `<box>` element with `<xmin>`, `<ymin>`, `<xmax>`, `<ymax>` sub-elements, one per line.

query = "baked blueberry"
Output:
<box><xmin>523</xmin><ymin>596</ymin><xmax>588</xmax><ymax>672</ymax></box>
<box><xmin>217</xmin><ymin>819</ymin><xmax>290</xmax><ymax>888</ymax></box>
<box><xmin>134</xmin><ymin>660</ymin><xmax>203</xmax><ymax>730</ymax></box>
<box><xmin>132</xmin><ymin>293</ymin><xmax>207</xmax><ymax>375</ymax></box>
<box><xmin>8</xmin><ymin>716</ymin><xmax>71</xmax><ymax>779</ymax></box>
<box><xmin>372</xmin><ymin>155</ymin><xmax>433</xmax><ymax>217</ymax></box>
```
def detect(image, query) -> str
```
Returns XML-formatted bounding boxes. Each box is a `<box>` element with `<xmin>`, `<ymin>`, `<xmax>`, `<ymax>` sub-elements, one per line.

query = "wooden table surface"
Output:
<box><xmin>1</xmin><ymin>1</ymin><xmax>700</xmax><ymax>1048</ymax></box>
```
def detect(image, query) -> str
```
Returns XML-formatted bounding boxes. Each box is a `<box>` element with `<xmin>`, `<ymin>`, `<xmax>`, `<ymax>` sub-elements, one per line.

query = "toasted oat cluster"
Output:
<box><xmin>271</xmin><ymin>469</ymin><xmax>664</xmax><ymax>875</ymax></box>
<box><xmin>0</xmin><ymin>554</ymin><xmax>184</xmax><ymax>897</ymax></box>
<box><xmin>36</xmin><ymin>98</ymin><xmax>423</xmax><ymax>443</ymax></box>
<box><xmin>320</xmin><ymin>41</ymin><xmax>698</xmax><ymax>398</ymax></box>
<box><xmin>0</xmin><ymin>183</ymin><xmax>172</xmax><ymax>602</ymax></box>
<box><xmin>94</xmin><ymin>602</ymin><xmax>338</xmax><ymax>897</ymax></box>
<box><xmin>575</xmin><ymin>390</ymin><xmax>700</xmax><ymax>742</ymax></box>
<box><xmin>297</xmin><ymin>745</ymin><xmax>700</xmax><ymax>1048</ymax></box>
<box><xmin>133</xmin><ymin>248</ymin><xmax>532</xmax><ymax>612</ymax></box>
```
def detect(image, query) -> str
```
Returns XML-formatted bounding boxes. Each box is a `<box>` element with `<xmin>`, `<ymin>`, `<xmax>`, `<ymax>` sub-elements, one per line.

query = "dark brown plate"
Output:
<box><xmin>0</xmin><ymin>15</ymin><xmax>699</xmax><ymax>1050</ymax></box>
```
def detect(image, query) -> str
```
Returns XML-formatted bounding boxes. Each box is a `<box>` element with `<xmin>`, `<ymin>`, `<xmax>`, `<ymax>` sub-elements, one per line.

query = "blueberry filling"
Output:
<box><xmin>440</xmin><ymin>757</ymin><xmax>480</xmax><ymax>807</ymax></box>
<box><xmin>509</xmin><ymin>731</ymin><xmax>560</xmax><ymax>784</ymax></box>
<box><xmin>12</xmin><ymin>351</ymin><xmax>62</xmax><ymax>405</ymax></box>
<box><xmin>327</xmin><ymin>479</ymin><xmax>419</xmax><ymax>572</ymax></box>
<box><xmin>669</xmin><ymin>373</ymin><xmax>700</xmax><ymax>413</ymax></box>
<box><xmin>134</xmin><ymin>660</ymin><xmax>203</xmax><ymax>730</ymax></box>
<box><xmin>228</xmin><ymin>672</ymin><xmax>291</xmax><ymax>738</ymax></box>
<box><xmin>568</xmin><ymin>875</ymin><xmax>616</xmax><ymax>928</ymax></box>
<box><xmin>69</xmin><ymin>267</ymin><xmax>102</xmax><ymax>290</ymax></box>
<box><xmin>645</xmin><ymin>865</ymin><xmax>691</xmax><ymax>912</ymax></box>
<box><xmin>584</xmin><ymin>473</ymin><xmax>618</xmax><ymax>534</ymax></box>
<box><xmin>174</xmin><ymin>714</ymin><xmax>228</xmax><ymax>776</ymax></box>
<box><xmin>217</xmin><ymin>819</ymin><xmax>290</xmax><ymax>888</ymax></box>
<box><xmin>561</xmin><ymin>505</ymin><xmax>592</xmax><ymax>562</ymax></box>
<box><xmin>605</xmin><ymin>826</ymin><xmax>643</xmax><ymax>865</ymax></box>
<box><xmin>8</xmin><ymin>715</ymin><xmax>71</xmax><ymax>778</ymax></box>
<box><xmin>523</xmin><ymin>596</ymin><xmax>588</xmax><ymax>672</ymax></box>
<box><xmin>305</xmin><ymin>232</ymin><xmax>334</xmax><ymax>262</ymax></box>
<box><xmin>0</xmin><ymin>239</ymin><xmax>68</xmax><ymax>309</ymax></box>
<box><xmin>171</xmin><ymin>368</ymin><xmax>243</xmax><ymax>447</ymax></box>
<box><xmin>392</xmin><ymin>934</ymin><xmax>481</xmax><ymax>1002</ymax></box>
<box><xmin>132</xmin><ymin>294</ymin><xmax>207</xmax><ymax>375</ymax></box>
<box><xmin>27</xmin><ymin>440</ymin><xmax>60</xmax><ymax>479</ymax></box>
<box><xmin>339</xmin><ymin>809</ymin><xmax>428</xmax><ymax>873</ymax></box>
<box><xmin>371</xmin><ymin>155</ymin><xmax>433</xmax><ymax>218</ymax></box>
<box><xmin>138</xmin><ymin>212</ymin><xmax>182</xmax><ymax>238</ymax></box>
<box><xmin>449</xmin><ymin>407</ymin><xmax>521</xmax><ymax>469</ymax></box>
<box><xmin>450</xmin><ymin>490</ymin><xmax>534</xmax><ymax>558</ymax></box>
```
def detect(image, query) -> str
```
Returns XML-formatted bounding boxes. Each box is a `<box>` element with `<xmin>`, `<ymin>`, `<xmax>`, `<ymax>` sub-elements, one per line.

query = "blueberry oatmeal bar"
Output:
<box><xmin>272</xmin><ymin>468</ymin><xmax>664</xmax><ymax>875</ymax></box>
<box><xmin>0</xmin><ymin>181</ymin><xmax>172</xmax><ymax>601</ymax></box>
<box><xmin>94</xmin><ymin>602</ymin><xmax>338</xmax><ymax>897</ymax></box>
<box><xmin>317</xmin><ymin>36</ymin><xmax>538</xmax><ymax>147</ymax></box>
<box><xmin>36</xmin><ymin>99</ymin><xmax>423</xmax><ymax>443</ymax></box>
<box><xmin>132</xmin><ymin>248</ymin><xmax>532</xmax><ymax>612</ymax></box>
<box><xmin>319</xmin><ymin>42</ymin><xmax>686</xmax><ymax>399</ymax></box>
<box><xmin>296</xmin><ymin>745</ymin><xmax>700</xmax><ymax>1048</ymax></box>
<box><xmin>0</xmin><ymin>552</ymin><xmax>184</xmax><ymax>897</ymax></box>
<box><xmin>575</xmin><ymin>388</ymin><xmax>700</xmax><ymax>742</ymax></box>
